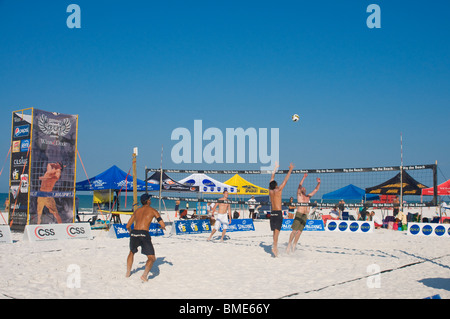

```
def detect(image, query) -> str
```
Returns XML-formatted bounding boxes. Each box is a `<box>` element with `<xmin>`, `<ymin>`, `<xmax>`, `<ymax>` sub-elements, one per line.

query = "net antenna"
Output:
<box><xmin>159</xmin><ymin>144</ymin><xmax>164</xmax><ymax>214</ymax></box>
<box><xmin>400</xmin><ymin>133</ymin><xmax>403</xmax><ymax>213</ymax></box>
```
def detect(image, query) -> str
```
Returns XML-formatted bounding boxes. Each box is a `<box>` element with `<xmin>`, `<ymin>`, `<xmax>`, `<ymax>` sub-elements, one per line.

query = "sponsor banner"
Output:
<box><xmin>281</xmin><ymin>219</ymin><xmax>325</xmax><ymax>231</ymax></box>
<box><xmin>218</xmin><ymin>218</ymin><xmax>255</xmax><ymax>232</ymax></box>
<box><xmin>28</xmin><ymin>109</ymin><xmax>78</xmax><ymax>226</ymax></box>
<box><xmin>109</xmin><ymin>223</ymin><xmax>164</xmax><ymax>239</ymax></box>
<box><xmin>174</xmin><ymin>219</ymin><xmax>212</xmax><ymax>235</ymax></box>
<box><xmin>0</xmin><ymin>225</ymin><xmax>13</xmax><ymax>244</ymax></box>
<box><xmin>408</xmin><ymin>223</ymin><xmax>450</xmax><ymax>238</ymax></box>
<box><xmin>23</xmin><ymin>223</ymin><xmax>92</xmax><ymax>242</ymax></box>
<box><xmin>326</xmin><ymin>220</ymin><xmax>374</xmax><ymax>233</ymax></box>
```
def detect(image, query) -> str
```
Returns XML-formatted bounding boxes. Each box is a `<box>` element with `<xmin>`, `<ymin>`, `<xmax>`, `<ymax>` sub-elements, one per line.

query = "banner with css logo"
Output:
<box><xmin>175</xmin><ymin>220</ymin><xmax>212</xmax><ymax>235</ymax></box>
<box><xmin>23</xmin><ymin>223</ymin><xmax>93</xmax><ymax>242</ymax></box>
<box><xmin>0</xmin><ymin>225</ymin><xmax>13</xmax><ymax>244</ymax></box>
<box><xmin>281</xmin><ymin>219</ymin><xmax>325</xmax><ymax>231</ymax></box>
<box><xmin>109</xmin><ymin>223</ymin><xmax>164</xmax><ymax>239</ymax></box>
<box><xmin>326</xmin><ymin>220</ymin><xmax>374</xmax><ymax>233</ymax></box>
<box><xmin>408</xmin><ymin>223</ymin><xmax>450</xmax><ymax>238</ymax></box>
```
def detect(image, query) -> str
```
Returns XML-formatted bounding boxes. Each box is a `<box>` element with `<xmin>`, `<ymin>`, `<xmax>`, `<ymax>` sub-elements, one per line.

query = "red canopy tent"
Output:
<box><xmin>421</xmin><ymin>179</ymin><xmax>450</xmax><ymax>196</ymax></box>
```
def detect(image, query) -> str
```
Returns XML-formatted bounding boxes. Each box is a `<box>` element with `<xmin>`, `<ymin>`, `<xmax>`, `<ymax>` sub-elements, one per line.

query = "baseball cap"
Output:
<box><xmin>140</xmin><ymin>193</ymin><xmax>151</xmax><ymax>204</ymax></box>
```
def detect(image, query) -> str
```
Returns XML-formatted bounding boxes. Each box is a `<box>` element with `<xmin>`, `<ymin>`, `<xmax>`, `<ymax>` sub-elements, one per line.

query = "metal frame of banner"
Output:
<box><xmin>72</xmin><ymin>115</ymin><xmax>79</xmax><ymax>223</ymax></box>
<box><xmin>9</xmin><ymin>108</ymin><xmax>80</xmax><ymax>230</ymax></box>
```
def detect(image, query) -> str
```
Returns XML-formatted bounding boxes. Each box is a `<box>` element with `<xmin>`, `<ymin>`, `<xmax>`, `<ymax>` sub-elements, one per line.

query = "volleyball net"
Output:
<box><xmin>144</xmin><ymin>163</ymin><xmax>438</xmax><ymax>209</ymax></box>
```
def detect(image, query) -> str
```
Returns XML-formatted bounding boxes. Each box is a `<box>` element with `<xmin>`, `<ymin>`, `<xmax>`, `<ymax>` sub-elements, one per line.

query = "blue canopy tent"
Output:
<box><xmin>76</xmin><ymin>165</ymin><xmax>158</xmax><ymax>192</ymax></box>
<box><xmin>76</xmin><ymin>165</ymin><xmax>159</xmax><ymax>224</ymax></box>
<box><xmin>322</xmin><ymin>184</ymin><xmax>380</xmax><ymax>201</ymax></box>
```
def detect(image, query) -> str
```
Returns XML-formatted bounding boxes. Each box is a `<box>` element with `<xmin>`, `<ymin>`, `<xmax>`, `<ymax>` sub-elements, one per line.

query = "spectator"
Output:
<box><xmin>370</xmin><ymin>211</ymin><xmax>383</xmax><ymax>229</ymax></box>
<box><xmin>338</xmin><ymin>199</ymin><xmax>345</xmax><ymax>218</ymax></box>
<box><xmin>395</xmin><ymin>210</ymin><xmax>407</xmax><ymax>225</ymax></box>
<box><xmin>330</xmin><ymin>206</ymin><xmax>340</xmax><ymax>220</ymax></box>
<box><xmin>358</xmin><ymin>204</ymin><xmax>369</xmax><ymax>221</ymax></box>
<box><xmin>247</xmin><ymin>196</ymin><xmax>257</xmax><ymax>219</ymax></box>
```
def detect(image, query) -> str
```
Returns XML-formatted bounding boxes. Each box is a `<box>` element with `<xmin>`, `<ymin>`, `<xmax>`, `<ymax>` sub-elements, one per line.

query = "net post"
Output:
<box><xmin>432</xmin><ymin>161</ymin><xmax>438</xmax><ymax>206</ymax></box>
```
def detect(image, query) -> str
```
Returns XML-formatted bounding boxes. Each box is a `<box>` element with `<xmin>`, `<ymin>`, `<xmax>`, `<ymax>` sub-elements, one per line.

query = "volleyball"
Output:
<box><xmin>292</xmin><ymin>114</ymin><xmax>300</xmax><ymax>122</ymax></box>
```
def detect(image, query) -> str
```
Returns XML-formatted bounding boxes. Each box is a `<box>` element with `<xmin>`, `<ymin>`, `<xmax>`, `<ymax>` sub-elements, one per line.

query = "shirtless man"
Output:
<box><xmin>126</xmin><ymin>193</ymin><xmax>166</xmax><ymax>282</ymax></box>
<box><xmin>286</xmin><ymin>173</ymin><xmax>321</xmax><ymax>254</ymax></box>
<box><xmin>207</xmin><ymin>190</ymin><xmax>232</xmax><ymax>242</ymax></box>
<box><xmin>37</xmin><ymin>162</ymin><xmax>64</xmax><ymax>224</ymax></box>
<box><xmin>269</xmin><ymin>162</ymin><xmax>294</xmax><ymax>257</ymax></box>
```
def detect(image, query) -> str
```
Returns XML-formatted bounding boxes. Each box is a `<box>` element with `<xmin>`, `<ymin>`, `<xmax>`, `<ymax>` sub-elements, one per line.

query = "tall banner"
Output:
<box><xmin>9</xmin><ymin>111</ymin><xmax>32</xmax><ymax>230</ymax></box>
<box><xmin>9</xmin><ymin>108</ymin><xmax>78</xmax><ymax>230</ymax></box>
<box><xmin>28</xmin><ymin>109</ymin><xmax>78</xmax><ymax>225</ymax></box>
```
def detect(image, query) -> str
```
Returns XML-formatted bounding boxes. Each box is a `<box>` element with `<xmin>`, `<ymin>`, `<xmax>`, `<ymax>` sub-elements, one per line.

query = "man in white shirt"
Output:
<box><xmin>247</xmin><ymin>196</ymin><xmax>257</xmax><ymax>219</ymax></box>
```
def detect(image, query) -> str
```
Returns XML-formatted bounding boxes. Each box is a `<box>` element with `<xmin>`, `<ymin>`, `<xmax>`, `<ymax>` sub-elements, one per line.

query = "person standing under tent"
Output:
<box><xmin>269</xmin><ymin>162</ymin><xmax>294</xmax><ymax>257</ymax></box>
<box><xmin>126</xmin><ymin>193</ymin><xmax>166</xmax><ymax>282</ymax></box>
<box><xmin>207</xmin><ymin>190</ymin><xmax>232</xmax><ymax>242</ymax></box>
<box><xmin>286</xmin><ymin>173</ymin><xmax>321</xmax><ymax>254</ymax></box>
<box><xmin>338</xmin><ymin>199</ymin><xmax>345</xmax><ymax>219</ymax></box>
<box><xmin>247</xmin><ymin>196</ymin><xmax>257</xmax><ymax>219</ymax></box>
<box><xmin>393</xmin><ymin>196</ymin><xmax>400</xmax><ymax>217</ymax></box>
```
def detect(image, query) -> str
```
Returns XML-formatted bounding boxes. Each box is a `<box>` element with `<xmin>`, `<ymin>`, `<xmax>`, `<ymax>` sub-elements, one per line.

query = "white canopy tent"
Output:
<box><xmin>178</xmin><ymin>173</ymin><xmax>237</xmax><ymax>194</ymax></box>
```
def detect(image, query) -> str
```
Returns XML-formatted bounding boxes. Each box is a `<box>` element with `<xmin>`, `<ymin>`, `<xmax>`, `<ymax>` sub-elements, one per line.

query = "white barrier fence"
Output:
<box><xmin>407</xmin><ymin>223</ymin><xmax>450</xmax><ymax>238</ymax></box>
<box><xmin>0</xmin><ymin>225</ymin><xmax>13</xmax><ymax>244</ymax></box>
<box><xmin>325</xmin><ymin>220</ymin><xmax>374</xmax><ymax>233</ymax></box>
<box><xmin>24</xmin><ymin>223</ymin><xmax>93</xmax><ymax>242</ymax></box>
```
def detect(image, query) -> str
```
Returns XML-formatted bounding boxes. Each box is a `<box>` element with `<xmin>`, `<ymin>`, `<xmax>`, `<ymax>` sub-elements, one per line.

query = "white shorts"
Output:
<box><xmin>214</xmin><ymin>214</ymin><xmax>229</xmax><ymax>230</ymax></box>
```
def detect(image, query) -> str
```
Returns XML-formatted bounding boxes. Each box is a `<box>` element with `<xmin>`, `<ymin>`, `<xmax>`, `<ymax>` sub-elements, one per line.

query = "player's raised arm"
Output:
<box><xmin>308</xmin><ymin>178</ymin><xmax>321</xmax><ymax>198</ymax></box>
<box><xmin>270</xmin><ymin>161</ymin><xmax>280</xmax><ymax>182</ymax></box>
<box><xmin>279</xmin><ymin>163</ymin><xmax>294</xmax><ymax>191</ymax></box>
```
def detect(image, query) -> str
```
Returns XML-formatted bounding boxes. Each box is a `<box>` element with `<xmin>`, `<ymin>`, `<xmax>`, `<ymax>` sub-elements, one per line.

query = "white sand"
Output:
<box><xmin>0</xmin><ymin>209</ymin><xmax>449</xmax><ymax>300</ymax></box>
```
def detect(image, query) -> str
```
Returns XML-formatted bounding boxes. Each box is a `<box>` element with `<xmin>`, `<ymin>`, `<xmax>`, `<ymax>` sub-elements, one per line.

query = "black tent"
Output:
<box><xmin>146</xmin><ymin>171</ymin><xmax>199</xmax><ymax>192</ymax></box>
<box><xmin>365</xmin><ymin>170</ymin><xmax>428</xmax><ymax>195</ymax></box>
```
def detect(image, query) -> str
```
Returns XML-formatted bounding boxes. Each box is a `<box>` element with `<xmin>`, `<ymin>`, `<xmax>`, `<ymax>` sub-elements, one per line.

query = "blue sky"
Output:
<box><xmin>0</xmin><ymin>1</ymin><xmax>449</xmax><ymax>192</ymax></box>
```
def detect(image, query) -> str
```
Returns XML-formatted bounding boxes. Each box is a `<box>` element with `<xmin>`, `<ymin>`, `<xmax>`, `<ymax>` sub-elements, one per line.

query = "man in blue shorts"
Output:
<box><xmin>126</xmin><ymin>193</ymin><xmax>166</xmax><ymax>282</ymax></box>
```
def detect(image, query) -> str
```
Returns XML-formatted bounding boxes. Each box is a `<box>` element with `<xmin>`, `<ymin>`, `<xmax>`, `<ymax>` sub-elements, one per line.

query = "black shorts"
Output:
<box><xmin>130</xmin><ymin>230</ymin><xmax>155</xmax><ymax>256</ymax></box>
<box><xmin>270</xmin><ymin>210</ymin><xmax>283</xmax><ymax>231</ymax></box>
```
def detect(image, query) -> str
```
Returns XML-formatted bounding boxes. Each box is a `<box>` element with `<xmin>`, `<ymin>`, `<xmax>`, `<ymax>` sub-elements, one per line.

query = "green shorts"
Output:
<box><xmin>292</xmin><ymin>213</ymin><xmax>307</xmax><ymax>231</ymax></box>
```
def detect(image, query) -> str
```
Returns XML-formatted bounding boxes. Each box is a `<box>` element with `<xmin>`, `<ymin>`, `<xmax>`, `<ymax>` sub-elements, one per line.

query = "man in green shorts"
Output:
<box><xmin>286</xmin><ymin>173</ymin><xmax>321</xmax><ymax>254</ymax></box>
